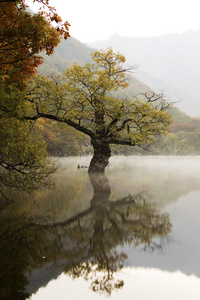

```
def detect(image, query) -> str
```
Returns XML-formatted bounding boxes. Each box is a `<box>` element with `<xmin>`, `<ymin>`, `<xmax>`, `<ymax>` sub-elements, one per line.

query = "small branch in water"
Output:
<box><xmin>77</xmin><ymin>164</ymin><xmax>88</xmax><ymax>169</ymax></box>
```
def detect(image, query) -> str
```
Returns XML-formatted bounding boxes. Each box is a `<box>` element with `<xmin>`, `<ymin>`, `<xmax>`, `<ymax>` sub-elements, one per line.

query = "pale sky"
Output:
<box><xmin>29</xmin><ymin>0</ymin><xmax>200</xmax><ymax>43</ymax></box>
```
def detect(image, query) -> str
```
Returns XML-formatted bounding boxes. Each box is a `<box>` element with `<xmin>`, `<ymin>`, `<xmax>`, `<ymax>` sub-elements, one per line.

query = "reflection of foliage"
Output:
<box><xmin>53</xmin><ymin>173</ymin><xmax>172</xmax><ymax>295</ymax></box>
<box><xmin>0</xmin><ymin>173</ymin><xmax>172</xmax><ymax>298</ymax></box>
<box><xmin>0</xmin><ymin>207</ymin><xmax>57</xmax><ymax>300</ymax></box>
<box><xmin>33</xmin><ymin>169</ymin><xmax>91</xmax><ymax>219</ymax></box>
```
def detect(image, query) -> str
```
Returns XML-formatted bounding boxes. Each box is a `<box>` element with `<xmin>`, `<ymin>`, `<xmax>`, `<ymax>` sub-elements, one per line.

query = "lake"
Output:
<box><xmin>1</xmin><ymin>156</ymin><xmax>200</xmax><ymax>299</ymax></box>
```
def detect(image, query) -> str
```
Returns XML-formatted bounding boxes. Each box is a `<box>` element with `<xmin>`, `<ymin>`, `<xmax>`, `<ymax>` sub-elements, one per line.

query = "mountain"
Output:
<box><xmin>89</xmin><ymin>30</ymin><xmax>200</xmax><ymax>117</ymax></box>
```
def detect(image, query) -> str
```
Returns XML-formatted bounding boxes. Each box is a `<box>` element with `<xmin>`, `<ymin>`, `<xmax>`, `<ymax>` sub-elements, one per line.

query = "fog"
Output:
<box><xmin>90</xmin><ymin>31</ymin><xmax>200</xmax><ymax>117</ymax></box>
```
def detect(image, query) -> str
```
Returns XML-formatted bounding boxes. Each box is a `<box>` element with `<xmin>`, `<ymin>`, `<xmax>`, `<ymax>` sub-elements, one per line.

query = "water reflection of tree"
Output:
<box><xmin>0</xmin><ymin>173</ymin><xmax>171</xmax><ymax>298</ymax></box>
<box><xmin>56</xmin><ymin>172</ymin><xmax>171</xmax><ymax>294</ymax></box>
<box><xmin>0</xmin><ymin>209</ymin><xmax>56</xmax><ymax>300</ymax></box>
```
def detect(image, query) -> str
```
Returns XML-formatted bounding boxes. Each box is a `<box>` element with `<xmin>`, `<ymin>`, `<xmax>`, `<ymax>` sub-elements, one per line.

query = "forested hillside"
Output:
<box><xmin>38</xmin><ymin>37</ymin><xmax>93</xmax><ymax>75</ymax></box>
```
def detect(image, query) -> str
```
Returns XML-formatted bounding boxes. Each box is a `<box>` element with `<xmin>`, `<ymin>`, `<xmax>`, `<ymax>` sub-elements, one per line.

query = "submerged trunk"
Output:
<box><xmin>88</xmin><ymin>139</ymin><xmax>111</xmax><ymax>173</ymax></box>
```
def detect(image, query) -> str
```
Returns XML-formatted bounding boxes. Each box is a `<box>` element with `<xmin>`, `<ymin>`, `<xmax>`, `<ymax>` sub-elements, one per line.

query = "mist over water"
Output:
<box><xmin>58</xmin><ymin>155</ymin><xmax>200</xmax><ymax>206</ymax></box>
<box><xmin>107</xmin><ymin>156</ymin><xmax>200</xmax><ymax>200</ymax></box>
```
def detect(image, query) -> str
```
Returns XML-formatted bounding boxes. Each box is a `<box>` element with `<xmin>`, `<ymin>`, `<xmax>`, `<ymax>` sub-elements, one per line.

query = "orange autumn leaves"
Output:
<box><xmin>34</xmin><ymin>0</ymin><xmax>70</xmax><ymax>39</ymax></box>
<box><xmin>0</xmin><ymin>0</ymin><xmax>70</xmax><ymax>88</ymax></box>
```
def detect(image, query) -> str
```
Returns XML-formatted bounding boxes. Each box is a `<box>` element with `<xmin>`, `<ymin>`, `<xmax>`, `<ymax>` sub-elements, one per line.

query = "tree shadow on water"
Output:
<box><xmin>0</xmin><ymin>173</ymin><xmax>172</xmax><ymax>298</ymax></box>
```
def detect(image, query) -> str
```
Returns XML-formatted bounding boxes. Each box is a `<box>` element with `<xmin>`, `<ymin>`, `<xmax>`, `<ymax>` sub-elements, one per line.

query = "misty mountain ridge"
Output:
<box><xmin>89</xmin><ymin>29</ymin><xmax>200</xmax><ymax>117</ymax></box>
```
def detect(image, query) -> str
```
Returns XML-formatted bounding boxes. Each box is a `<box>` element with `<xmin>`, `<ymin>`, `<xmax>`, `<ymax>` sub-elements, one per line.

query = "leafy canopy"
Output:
<box><xmin>26</xmin><ymin>48</ymin><xmax>172</xmax><ymax>150</ymax></box>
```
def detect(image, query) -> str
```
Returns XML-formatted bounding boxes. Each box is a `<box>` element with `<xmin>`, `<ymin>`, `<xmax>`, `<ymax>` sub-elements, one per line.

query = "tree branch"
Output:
<box><xmin>24</xmin><ymin>113</ymin><xmax>94</xmax><ymax>138</ymax></box>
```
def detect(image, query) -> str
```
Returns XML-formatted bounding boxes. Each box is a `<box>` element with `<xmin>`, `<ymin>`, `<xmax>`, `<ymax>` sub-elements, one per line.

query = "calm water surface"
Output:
<box><xmin>2</xmin><ymin>156</ymin><xmax>200</xmax><ymax>299</ymax></box>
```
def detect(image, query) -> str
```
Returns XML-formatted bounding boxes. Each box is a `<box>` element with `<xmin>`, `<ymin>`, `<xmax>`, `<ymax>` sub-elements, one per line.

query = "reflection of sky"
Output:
<box><xmin>30</xmin><ymin>268</ymin><xmax>200</xmax><ymax>300</ymax></box>
<box><xmin>122</xmin><ymin>191</ymin><xmax>200</xmax><ymax>277</ymax></box>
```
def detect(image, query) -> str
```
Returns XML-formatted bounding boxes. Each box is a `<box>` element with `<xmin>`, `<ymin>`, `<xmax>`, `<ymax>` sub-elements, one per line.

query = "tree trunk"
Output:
<box><xmin>88</xmin><ymin>139</ymin><xmax>111</xmax><ymax>173</ymax></box>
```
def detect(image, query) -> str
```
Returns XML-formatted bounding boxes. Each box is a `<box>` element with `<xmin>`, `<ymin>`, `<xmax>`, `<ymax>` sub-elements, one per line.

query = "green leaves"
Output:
<box><xmin>0</xmin><ymin>117</ymin><xmax>57</xmax><ymax>196</ymax></box>
<box><xmin>0</xmin><ymin>80</ymin><xmax>58</xmax><ymax>204</ymax></box>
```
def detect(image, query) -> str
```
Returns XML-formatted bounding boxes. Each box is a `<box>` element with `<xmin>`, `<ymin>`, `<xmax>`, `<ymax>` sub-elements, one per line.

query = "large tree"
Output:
<box><xmin>26</xmin><ymin>48</ymin><xmax>172</xmax><ymax>172</ymax></box>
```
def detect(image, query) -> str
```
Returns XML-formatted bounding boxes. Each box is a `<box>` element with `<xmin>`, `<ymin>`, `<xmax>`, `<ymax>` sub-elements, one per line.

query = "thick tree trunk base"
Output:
<box><xmin>88</xmin><ymin>139</ymin><xmax>111</xmax><ymax>173</ymax></box>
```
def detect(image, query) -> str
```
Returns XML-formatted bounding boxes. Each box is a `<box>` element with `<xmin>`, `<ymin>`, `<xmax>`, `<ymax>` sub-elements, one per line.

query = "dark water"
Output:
<box><xmin>1</xmin><ymin>156</ymin><xmax>200</xmax><ymax>300</ymax></box>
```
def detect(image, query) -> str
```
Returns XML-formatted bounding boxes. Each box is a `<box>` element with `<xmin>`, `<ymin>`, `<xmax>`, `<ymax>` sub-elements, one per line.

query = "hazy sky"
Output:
<box><xmin>30</xmin><ymin>0</ymin><xmax>200</xmax><ymax>43</ymax></box>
